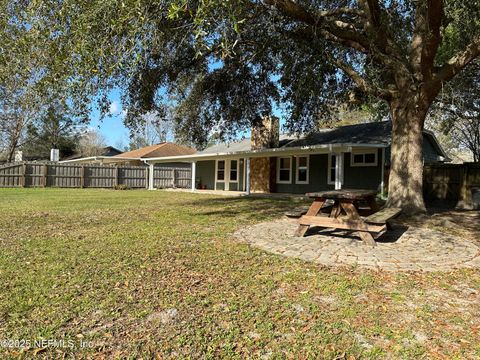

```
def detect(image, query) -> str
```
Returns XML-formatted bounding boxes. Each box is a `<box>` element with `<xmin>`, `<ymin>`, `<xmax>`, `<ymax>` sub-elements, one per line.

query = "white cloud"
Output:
<box><xmin>109</xmin><ymin>101</ymin><xmax>120</xmax><ymax>115</ymax></box>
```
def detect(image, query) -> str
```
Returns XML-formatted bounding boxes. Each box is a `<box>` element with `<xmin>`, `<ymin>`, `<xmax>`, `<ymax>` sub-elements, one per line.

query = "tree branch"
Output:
<box><xmin>327</xmin><ymin>54</ymin><xmax>392</xmax><ymax>100</ymax></box>
<box><xmin>434</xmin><ymin>36</ymin><xmax>480</xmax><ymax>83</ymax></box>
<box><xmin>410</xmin><ymin>0</ymin><xmax>444</xmax><ymax>80</ymax></box>
<box><xmin>264</xmin><ymin>0</ymin><xmax>372</xmax><ymax>52</ymax></box>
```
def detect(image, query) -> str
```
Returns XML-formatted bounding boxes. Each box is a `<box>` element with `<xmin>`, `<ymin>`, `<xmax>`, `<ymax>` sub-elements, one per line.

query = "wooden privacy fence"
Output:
<box><xmin>423</xmin><ymin>163</ymin><xmax>480</xmax><ymax>209</ymax></box>
<box><xmin>0</xmin><ymin>162</ymin><xmax>191</xmax><ymax>189</ymax></box>
<box><xmin>153</xmin><ymin>167</ymin><xmax>192</xmax><ymax>189</ymax></box>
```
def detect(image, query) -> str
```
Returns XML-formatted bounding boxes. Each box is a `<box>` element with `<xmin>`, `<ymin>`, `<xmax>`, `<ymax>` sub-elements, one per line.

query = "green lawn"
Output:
<box><xmin>0</xmin><ymin>189</ymin><xmax>478</xmax><ymax>359</ymax></box>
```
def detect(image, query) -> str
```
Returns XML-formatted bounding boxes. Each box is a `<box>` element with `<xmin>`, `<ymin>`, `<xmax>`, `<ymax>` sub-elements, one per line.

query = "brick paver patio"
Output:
<box><xmin>234</xmin><ymin>219</ymin><xmax>480</xmax><ymax>271</ymax></box>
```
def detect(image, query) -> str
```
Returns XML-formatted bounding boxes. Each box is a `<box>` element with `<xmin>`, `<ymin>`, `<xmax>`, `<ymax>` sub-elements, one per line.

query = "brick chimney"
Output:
<box><xmin>249</xmin><ymin>116</ymin><xmax>279</xmax><ymax>193</ymax></box>
<box><xmin>251</xmin><ymin>116</ymin><xmax>280</xmax><ymax>150</ymax></box>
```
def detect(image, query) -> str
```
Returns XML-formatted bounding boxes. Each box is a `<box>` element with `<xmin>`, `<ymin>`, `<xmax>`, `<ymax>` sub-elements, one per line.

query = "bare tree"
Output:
<box><xmin>77</xmin><ymin>129</ymin><xmax>107</xmax><ymax>157</ymax></box>
<box><xmin>129</xmin><ymin>111</ymin><xmax>174</xmax><ymax>149</ymax></box>
<box><xmin>0</xmin><ymin>77</ymin><xmax>40</xmax><ymax>162</ymax></box>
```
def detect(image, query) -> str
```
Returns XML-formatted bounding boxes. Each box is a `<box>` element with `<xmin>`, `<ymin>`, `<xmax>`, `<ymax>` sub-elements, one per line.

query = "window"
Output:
<box><xmin>351</xmin><ymin>150</ymin><xmax>378</xmax><ymax>167</ymax></box>
<box><xmin>230</xmin><ymin>160</ymin><xmax>238</xmax><ymax>182</ymax></box>
<box><xmin>296</xmin><ymin>156</ymin><xmax>309</xmax><ymax>184</ymax></box>
<box><xmin>277</xmin><ymin>157</ymin><xmax>292</xmax><ymax>184</ymax></box>
<box><xmin>216</xmin><ymin>160</ymin><xmax>225</xmax><ymax>181</ymax></box>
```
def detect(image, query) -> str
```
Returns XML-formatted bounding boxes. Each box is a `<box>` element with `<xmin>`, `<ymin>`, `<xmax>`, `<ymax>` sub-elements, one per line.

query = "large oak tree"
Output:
<box><xmin>5</xmin><ymin>0</ymin><xmax>480</xmax><ymax>213</ymax></box>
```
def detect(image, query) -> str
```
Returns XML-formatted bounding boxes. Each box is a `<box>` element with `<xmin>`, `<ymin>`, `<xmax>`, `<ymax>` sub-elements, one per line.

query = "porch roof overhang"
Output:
<box><xmin>143</xmin><ymin>143</ymin><xmax>388</xmax><ymax>164</ymax></box>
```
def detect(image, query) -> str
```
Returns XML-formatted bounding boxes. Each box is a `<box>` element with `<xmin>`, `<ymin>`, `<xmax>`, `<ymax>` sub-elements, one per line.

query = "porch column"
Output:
<box><xmin>191</xmin><ymin>161</ymin><xmax>196</xmax><ymax>191</ymax></box>
<box><xmin>148</xmin><ymin>163</ymin><xmax>155</xmax><ymax>190</ymax></box>
<box><xmin>335</xmin><ymin>153</ymin><xmax>343</xmax><ymax>190</ymax></box>
<box><xmin>245</xmin><ymin>158</ymin><xmax>251</xmax><ymax>195</ymax></box>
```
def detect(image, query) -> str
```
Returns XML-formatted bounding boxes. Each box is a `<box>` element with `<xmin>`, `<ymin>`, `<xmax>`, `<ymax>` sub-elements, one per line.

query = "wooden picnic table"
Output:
<box><xmin>294</xmin><ymin>189</ymin><xmax>383</xmax><ymax>246</ymax></box>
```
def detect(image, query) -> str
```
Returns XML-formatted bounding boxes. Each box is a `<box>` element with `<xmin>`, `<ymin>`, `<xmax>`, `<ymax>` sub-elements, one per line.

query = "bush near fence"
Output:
<box><xmin>0</xmin><ymin>162</ymin><xmax>192</xmax><ymax>189</ymax></box>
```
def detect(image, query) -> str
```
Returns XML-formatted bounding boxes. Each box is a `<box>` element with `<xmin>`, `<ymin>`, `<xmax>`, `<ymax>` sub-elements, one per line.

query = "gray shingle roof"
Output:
<box><xmin>283</xmin><ymin>121</ymin><xmax>392</xmax><ymax>147</ymax></box>
<box><xmin>198</xmin><ymin>121</ymin><xmax>448</xmax><ymax>161</ymax></box>
<box><xmin>199</xmin><ymin>121</ymin><xmax>392</xmax><ymax>154</ymax></box>
<box><xmin>198</xmin><ymin>135</ymin><xmax>296</xmax><ymax>154</ymax></box>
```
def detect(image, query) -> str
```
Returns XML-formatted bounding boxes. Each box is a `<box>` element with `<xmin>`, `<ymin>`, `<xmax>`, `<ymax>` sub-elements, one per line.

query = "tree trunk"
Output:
<box><xmin>7</xmin><ymin>139</ymin><xmax>18</xmax><ymax>163</ymax></box>
<box><xmin>386</xmin><ymin>95</ymin><xmax>430</xmax><ymax>215</ymax></box>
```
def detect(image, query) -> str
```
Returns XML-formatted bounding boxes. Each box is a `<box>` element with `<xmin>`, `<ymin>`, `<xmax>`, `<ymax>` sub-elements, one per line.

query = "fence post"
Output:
<box><xmin>456</xmin><ymin>164</ymin><xmax>471</xmax><ymax>209</ymax></box>
<box><xmin>21</xmin><ymin>163</ymin><xmax>26</xmax><ymax>187</ymax></box>
<box><xmin>80</xmin><ymin>166</ymin><xmax>85</xmax><ymax>188</ymax></box>
<box><xmin>113</xmin><ymin>166</ymin><xmax>119</xmax><ymax>188</ymax></box>
<box><xmin>42</xmin><ymin>164</ymin><xmax>48</xmax><ymax>187</ymax></box>
<box><xmin>172</xmin><ymin>168</ymin><xmax>176</xmax><ymax>188</ymax></box>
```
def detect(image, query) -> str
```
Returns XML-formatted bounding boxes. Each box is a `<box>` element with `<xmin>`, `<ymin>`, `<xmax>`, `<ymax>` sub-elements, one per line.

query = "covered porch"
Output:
<box><xmin>142</xmin><ymin>143</ymin><xmax>388</xmax><ymax>195</ymax></box>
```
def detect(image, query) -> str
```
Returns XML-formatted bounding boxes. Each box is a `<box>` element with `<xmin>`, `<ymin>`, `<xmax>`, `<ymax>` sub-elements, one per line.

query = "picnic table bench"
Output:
<box><xmin>294</xmin><ymin>189</ymin><xmax>401</xmax><ymax>246</ymax></box>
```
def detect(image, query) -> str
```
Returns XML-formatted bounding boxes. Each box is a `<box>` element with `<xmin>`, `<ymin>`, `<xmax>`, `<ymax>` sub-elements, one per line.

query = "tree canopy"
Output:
<box><xmin>3</xmin><ymin>0</ymin><xmax>480</xmax><ymax>212</ymax></box>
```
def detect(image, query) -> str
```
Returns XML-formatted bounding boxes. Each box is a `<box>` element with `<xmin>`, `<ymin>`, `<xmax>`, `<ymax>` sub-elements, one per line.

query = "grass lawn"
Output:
<box><xmin>0</xmin><ymin>188</ymin><xmax>479</xmax><ymax>359</ymax></box>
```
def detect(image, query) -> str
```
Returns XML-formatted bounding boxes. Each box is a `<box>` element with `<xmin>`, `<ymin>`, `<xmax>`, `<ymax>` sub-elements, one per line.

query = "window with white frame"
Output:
<box><xmin>216</xmin><ymin>160</ymin><xmax>225</xmax><ymax>181</ymax></box>
<box><xmin>351</xmin><ymin>150</ymin><xmax>377</xmax><ymax>166</ymax></box>
<box><xmin>296</xmin><ymin>156</ymin><xmax>309</xmax><ymax>184</ymax></box>
<box><xmin>230</xmin><ymin>160</ymin><xmax>238</xmax><ymax>182</ymax></box>
<box><xmin>277</xmin><ymin>157</ymin><xmax>292</xmax><ymax>184</ymax></box>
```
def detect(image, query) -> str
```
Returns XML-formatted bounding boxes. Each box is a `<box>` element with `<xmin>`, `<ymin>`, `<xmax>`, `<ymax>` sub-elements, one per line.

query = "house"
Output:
<box><xmin>60</xmin><ymin>143</ymin><xmax>196</xmax><ymax>166</ymax></box>
<box><xmin>141</xmin><ymin>118</ymin><xmax>449</xmax><ymax>194</ymax></box>
<box><xmin>60</xmin><ymin>146</ymin><xmax>124</xmax><ymax>163</ymax></box>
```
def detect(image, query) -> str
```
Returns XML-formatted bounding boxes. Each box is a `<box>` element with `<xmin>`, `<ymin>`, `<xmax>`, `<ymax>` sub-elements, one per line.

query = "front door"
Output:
<box><xmin>328</xmin><ymin>153</ymin><xmax>344</xmax><ymax>190</ymax></box>
<box><xmin>225</xmin><ymin>159</ymin><xmax>239</xmax><ymax>191</ymax></box>
<box><xmin>216</xmin><ymin>159</ymin><xmax>239</xmax><ymax>191</ymax></box>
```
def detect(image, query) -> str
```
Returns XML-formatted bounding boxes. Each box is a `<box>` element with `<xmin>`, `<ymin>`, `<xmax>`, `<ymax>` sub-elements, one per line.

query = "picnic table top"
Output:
<box><xmin>306</xmin><ymin>189</ymin><xmax>378</xmax><ymax>200</ymax></box>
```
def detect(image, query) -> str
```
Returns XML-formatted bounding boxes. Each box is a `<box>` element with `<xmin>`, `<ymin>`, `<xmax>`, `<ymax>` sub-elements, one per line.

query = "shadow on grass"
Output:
<box><xmin>184</xmin><ymin>195</ymin><xmax>305</xmax><ymax>220</ymax></box>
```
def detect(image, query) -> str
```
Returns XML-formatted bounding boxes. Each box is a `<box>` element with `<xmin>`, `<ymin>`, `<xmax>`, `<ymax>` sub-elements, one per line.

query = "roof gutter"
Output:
<box><xmin>143</xmin><ymin>143</ymin><xmax>388</xmax><ymax>163</ymax></box>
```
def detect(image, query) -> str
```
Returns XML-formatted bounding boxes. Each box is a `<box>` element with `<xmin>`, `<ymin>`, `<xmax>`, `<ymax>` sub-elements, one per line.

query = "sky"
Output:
<box><xmin>88</xmin><ymin>88</ymin><xmax>130</xmax><ymax>149</ymax></box>
<box><xmin>89</xmin><ymin>87</ymin><xmax>286</xmax><ymax>150</ymax></box>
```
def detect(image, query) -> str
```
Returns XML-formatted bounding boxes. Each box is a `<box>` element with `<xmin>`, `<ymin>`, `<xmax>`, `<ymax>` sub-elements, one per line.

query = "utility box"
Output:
<box><xmin>50</xmin><ymin>149</ymin><xmax>60</xmax><ymax>162</ymax></box>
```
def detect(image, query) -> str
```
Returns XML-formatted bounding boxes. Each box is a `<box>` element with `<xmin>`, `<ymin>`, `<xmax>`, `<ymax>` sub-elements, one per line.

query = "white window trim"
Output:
<box><xmin>327</xmin><ymin>153</ymin><xmax>344</xmax><ymax>185</ymax></box>
<box><xmin>295</xmin><ymin>155</ymin><xmax>309</xmax><ymax>184</ymax></box>
<box><xmin>229</xmin><ymin>159</ymin><xmax>239</xmax><ymax>183</ymax></box>
<box><xmin>350</xmin><ymin>149</ymin><xmax>378</xmax><ymax>167</ymax></box>
<box><xmin>215</xmin><ymin>159</ymin><xmax>226</xmax><ymax>183</ymax></box>
<box><xmin>276</xmin><ymin>156</ymin><xmax>292</xmax><ymax>184</ymax></box>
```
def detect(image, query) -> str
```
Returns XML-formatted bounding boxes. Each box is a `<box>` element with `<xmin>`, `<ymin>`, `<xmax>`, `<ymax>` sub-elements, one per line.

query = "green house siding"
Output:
<box><xmin>423</xmin><ymin>136</ymin><xmax>442</xmax><ymax>164</ymax></box>
<box><xmin>343</xmin><ymin>149</ymin><xmax>383</xmax><ymax>190</ymax></box>
<box><xmin>275</xmin><ymin>154</ymin><xmax>334</xmax><ymax>194</ymax></box>
<box><xmin>197</xmin><ymin>159</ymin><xmax>242</xmax><ymax>191</ymax></box>
<box><xmin>196</xmin><ymin>160</ymin><xmax>216</xmax><ymax>189</ymax></box>
<box><xmin>275</xmin><ymin>150</ymin><xmax>384</xmax><ymax>194</ymax></box>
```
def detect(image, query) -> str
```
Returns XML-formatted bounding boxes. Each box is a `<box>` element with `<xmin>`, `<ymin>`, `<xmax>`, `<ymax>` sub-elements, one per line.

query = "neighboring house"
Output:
<box><xmin>60</xmin><ymin>143</ymin><xmax>196</xmax><ymax>167</ymax></box>
<box><xmin>141</xmin><ymin>119</ymin><xmax>449</xmax><ymax>194</ymax></box>
<box><xmin>61</xmin><ymin>146</ymin><xmax>124</xmax><ymax>162</ymax></box>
